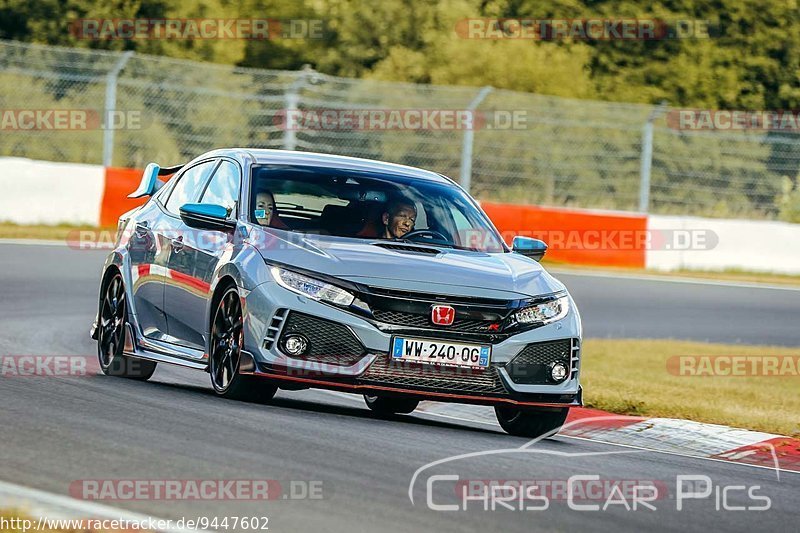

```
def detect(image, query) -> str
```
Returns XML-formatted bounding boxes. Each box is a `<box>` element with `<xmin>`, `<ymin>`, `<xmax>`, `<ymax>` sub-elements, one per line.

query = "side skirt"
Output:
<box><xmin>122</xmin><ymin>323</ymin><xmax>207</xmax><ymax>370</ymax></box>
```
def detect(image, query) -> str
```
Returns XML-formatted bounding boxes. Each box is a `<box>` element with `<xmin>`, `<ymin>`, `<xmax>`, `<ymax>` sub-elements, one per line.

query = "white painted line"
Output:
<box><xmin>565</xmin><ymin>417</ymin><xmax>778</xmax><ymax>457</ymax></box>
<box><xmin>317</xmin><ymin>389</ymin><xmax>795</xmax><ymax>475</ymax></box>
<box><xmin>414</xmin><ymin>409</ymin><xmax>800</xmax><ymax>477</ymax></box>
<box><xmin>560</xmin><ymin>434</ymin><xmax>795</xmax><ymax>478</ymax></box>
<box><xmin>0</xmin><ymin>238</ymin><xmax>68</xmax><ymax>247</ymax></box>
<box><xmin>550</xmin><ymin>267</ymin><xmax>800</xmax><ymax>292</ymax></box>
<box><xmin>0</xmin><ymin>479</ymin><xmax>206</xmax><ymax>532</ymax></box>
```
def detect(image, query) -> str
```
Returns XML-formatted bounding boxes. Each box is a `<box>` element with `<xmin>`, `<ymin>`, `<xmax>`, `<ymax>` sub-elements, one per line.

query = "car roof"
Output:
<box><xmin>199</xmin><ymin>148</ymin><xmax>453</xmax><ymax>184</ymax></box>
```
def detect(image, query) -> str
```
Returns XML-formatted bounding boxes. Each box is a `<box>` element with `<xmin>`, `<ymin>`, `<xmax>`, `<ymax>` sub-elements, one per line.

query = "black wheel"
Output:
<box><xmin>495</xmin><ymin>406</ymin><xmax>569</xmax><ymax>438</ymax></box>
<box><xmin>364</xmin><ymin>394</ymin><xmax>419</xmax><ymax>416</ymax></box>
<box><xmin>209</xmin><ymin>286</ymin><xmax>277</xmax><ymax>403</ymax></box>
<box><xmin>97</xmin><ymin>272</ymin><xmax>157</xmax><ymax>380</ymax></box>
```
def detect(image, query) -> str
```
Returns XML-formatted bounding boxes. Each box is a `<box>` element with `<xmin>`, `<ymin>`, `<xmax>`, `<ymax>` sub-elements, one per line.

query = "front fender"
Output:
<box><xmin>203</xmin><ymin>242</ymin><xmax>272</xmax><ymax>347</ymax></box>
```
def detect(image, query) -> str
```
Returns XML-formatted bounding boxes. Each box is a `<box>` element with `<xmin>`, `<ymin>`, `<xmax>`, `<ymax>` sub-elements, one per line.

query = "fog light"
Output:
<box><xmin>282</xmin><ymin>334</ymin><xmax>309</xmax><ymax>356</ymax></box>
<box><xmin>549</xmin><ymin>362</ymin><xmax>569</xmax><ymax>383</ymax></box>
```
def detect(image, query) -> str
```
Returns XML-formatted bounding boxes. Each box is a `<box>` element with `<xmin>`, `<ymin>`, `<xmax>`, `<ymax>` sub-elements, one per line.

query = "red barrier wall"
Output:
<box><xmin>481</xmin><ymin>202</ymin><xmax>647</xmax><ymax>268</ymax></box>
<box><xmin>99</xmin><ymin>168</ymin><xmax>147</xmax><ymax>227</ymax></box>
<box><xmin>98</xmin><ymin>168</ymin><xmax>646</xmax><ymax>268</ymax></box>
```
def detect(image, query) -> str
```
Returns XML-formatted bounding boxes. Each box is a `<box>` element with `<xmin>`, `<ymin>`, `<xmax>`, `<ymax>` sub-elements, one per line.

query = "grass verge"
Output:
<box><xmin>0</xmin><ymin>222</ymin><xmax>110</xmax><ymax>242</ymax></box>
<box><xmin>581</xmin><ymin>339</ymin><xmax>800</xmax><ymax>437</ymax></box>
<box><xmin>545</xmin><ymin>260</ymin><xmax>800</xmax><ymax>287</ymax></box>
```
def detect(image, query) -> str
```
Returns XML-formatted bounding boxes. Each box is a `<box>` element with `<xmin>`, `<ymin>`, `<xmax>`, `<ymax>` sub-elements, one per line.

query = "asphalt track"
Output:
<box><xmin>0</xmin><ymin>243</ymin><xmax>798</xmax><ymax>532</ymax></box>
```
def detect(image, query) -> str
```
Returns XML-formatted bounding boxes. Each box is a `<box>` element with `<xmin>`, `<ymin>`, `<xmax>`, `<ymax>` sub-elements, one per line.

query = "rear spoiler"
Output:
<box><xmin>128</xmin><ymin>163</ymin><xmax>185</xmax><ymax>198</ymax></box>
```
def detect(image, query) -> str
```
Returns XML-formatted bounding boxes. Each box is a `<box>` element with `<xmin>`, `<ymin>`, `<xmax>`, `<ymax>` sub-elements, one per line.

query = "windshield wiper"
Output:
<box><xmin>397</xmin><ymin>238</ymin><xmax>458</xmax><ymax>250</ymax></box>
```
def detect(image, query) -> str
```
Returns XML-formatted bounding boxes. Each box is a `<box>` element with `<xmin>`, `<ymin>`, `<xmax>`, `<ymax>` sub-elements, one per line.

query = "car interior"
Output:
<box><xmin>250</xmin><ymin>168</ymin><xmax>445</xmax><ymax>241</ymax></box>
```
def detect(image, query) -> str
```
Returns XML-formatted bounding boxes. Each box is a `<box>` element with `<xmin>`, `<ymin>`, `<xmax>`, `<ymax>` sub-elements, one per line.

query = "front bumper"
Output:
<box><xmin>241</xmin><ymin>279</ymin><xmax>583</xmax><ymax>408</ymax></box>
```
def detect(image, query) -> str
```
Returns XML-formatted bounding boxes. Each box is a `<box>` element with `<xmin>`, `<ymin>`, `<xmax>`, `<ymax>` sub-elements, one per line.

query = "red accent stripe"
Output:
<box><xmin>137</xmin><ymin>264</ymin><xmax>150</xmax><ymax>277</ymax></box>
<box><xmin>244</xmin><ymin>370</ymin><xmax>580</xmax><ymax>408</ymax></box>
<box><xmin>168</xmin><ymin>269</ymin><xmax>211</xmax><ymax>293</ymax></box>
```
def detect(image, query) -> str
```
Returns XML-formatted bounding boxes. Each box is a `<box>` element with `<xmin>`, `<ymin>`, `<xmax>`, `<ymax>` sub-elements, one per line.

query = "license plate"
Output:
<box><xmin>391</xmin><ymin>337</ymin><xmax>491</xmax><ymax>368</ymax></box>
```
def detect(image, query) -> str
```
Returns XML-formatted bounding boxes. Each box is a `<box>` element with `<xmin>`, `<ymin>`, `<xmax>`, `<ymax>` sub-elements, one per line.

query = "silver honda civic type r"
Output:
<box><xmin>91</xmin><ymin>149</ymin><xmax>582</xmax><ymax>437</ymax></box>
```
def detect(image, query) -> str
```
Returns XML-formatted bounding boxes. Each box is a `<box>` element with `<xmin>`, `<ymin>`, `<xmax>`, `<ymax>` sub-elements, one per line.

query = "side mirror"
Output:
<box><xmin>512</xmin><ymin>236</ymin><xmax>547</xmax><ymax>262</ymax></box>
<box><xmin>179</xmin><ymin>203</ymin><xmax>236</xmax><ymax>232</ymax></box>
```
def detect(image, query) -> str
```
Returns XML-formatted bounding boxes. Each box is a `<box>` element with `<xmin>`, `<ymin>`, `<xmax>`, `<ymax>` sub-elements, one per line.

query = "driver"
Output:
<box><xmin>382</xmin><ymin>198</ymin><xmax>417</xmax><ymax>239</ymax></box>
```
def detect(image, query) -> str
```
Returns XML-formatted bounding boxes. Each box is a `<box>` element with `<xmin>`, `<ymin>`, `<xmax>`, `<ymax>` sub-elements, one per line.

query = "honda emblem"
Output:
<box><xmin>431</xmin><ymin>305</ymin><xmax>456</xmax><ymax>326</ymax></box>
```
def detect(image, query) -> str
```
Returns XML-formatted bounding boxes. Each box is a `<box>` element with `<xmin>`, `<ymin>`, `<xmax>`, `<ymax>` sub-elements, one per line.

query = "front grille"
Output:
<box><xmin>505</xmin><ymin>339</ymin><xmax>575</xmax><ymax>385</ymax></box>
<box><xmin>361</xmin><ymin>285</ymin><xmax>513</xmax><ymax>339</ymax></box>
<box><xmin>371</xmin><ymin>309</ymin><xmax>499</xmax><ymax>333</ymax></box>
<box><xmin>359</xmin><ymin>356</ymin><xmax>508</xmax><ymax>396</ymax></box>
<box><xmin>279</xmin><ymin>312</ymin><xmax>366</xmax><ymax>365</ymax></box>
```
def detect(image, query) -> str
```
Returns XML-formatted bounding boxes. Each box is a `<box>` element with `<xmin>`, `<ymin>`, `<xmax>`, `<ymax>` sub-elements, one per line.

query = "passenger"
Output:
<box><xmin>254</xmin><ymin>190</ymin><xmax>288</xmax><ymax>229</ymax></box>
<box><xmin>382</xmin><ymin>198</ymin><xmax>417</xmax><ymax>239</ymax></box>
<box><xmin>254</xmin><ymin>191</ymin><xmax>276</xmax><ymax>226</ymax></box>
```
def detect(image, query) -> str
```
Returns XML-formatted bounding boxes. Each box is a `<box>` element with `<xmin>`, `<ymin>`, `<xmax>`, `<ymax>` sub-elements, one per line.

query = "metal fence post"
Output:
<box><xmin>283</xmin><ymin>88</ymin><xmax>299</xmax><ymax>151</ymax></box>
<box><xmin>283</xmin><ymin>65</ymin><xmax>316</xmax><ymax>151</ymax></box>
<box><xmin>459</xmin><ymin>86</ymin><xmax>493</xmax><ymax>192</ymax></box>
<box><xmin>102</xmin><ymin>51</ymin><xmax>134</xmax><ymax>168</ymax></box>
<box><xmin>639</xmin><ymin>101</ymin><xmax>668</xmax><ymax>213</ymax></box>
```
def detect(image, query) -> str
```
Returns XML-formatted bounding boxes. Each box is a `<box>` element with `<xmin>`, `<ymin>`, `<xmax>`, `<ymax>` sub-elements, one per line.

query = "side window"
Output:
<box><xmin>164</xmin><ymin>161</ymin><xmax>217</xmax><ymax>215</ymax></box>
<box><xmin>200</xmin><ymin>161</ymin><xmax>240</xmax><ymax>216</ymax></box>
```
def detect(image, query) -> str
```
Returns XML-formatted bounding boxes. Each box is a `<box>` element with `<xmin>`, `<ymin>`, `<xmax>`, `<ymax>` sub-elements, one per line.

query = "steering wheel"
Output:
<box><xmin>400</xmin><ymin>229</ymin><xmax>449</xmax><ymax>242</ymax></box>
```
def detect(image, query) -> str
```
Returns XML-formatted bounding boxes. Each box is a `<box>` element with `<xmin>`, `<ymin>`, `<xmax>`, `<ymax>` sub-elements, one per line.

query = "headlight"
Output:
<box><xmin>514</xmin><ymin>295</ymin><xmax>569</xmax><ymax>325</ymax></box>
<box><xmin>270</xmin><ymin>267</ymin><xmax>355</xmax><ymax>306</ymax></box>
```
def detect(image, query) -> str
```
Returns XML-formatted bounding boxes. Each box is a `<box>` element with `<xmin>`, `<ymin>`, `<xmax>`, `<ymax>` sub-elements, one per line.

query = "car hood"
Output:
<box><xmin>251</xmin><ymin>230</ymin><xmax>565</xmax><ymax>299</ymax></box>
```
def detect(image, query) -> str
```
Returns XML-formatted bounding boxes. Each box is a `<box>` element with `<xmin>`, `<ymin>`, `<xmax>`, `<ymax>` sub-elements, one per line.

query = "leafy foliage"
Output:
<box><xmin>2</xmin><ymin>0</ymin><xmax>800</xmax><ymax>219</ymax></box>
<box><xmin>2</xmin><ymin>0</ymin><xmax>798</xmax><ymax>109</ymax></box>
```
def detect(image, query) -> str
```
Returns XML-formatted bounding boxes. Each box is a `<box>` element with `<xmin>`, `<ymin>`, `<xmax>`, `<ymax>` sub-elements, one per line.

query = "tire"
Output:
<box><xmin>364</xmin><ymin>394</ymin><xmax>419</xmax><ymax>416</ymax></box>
<box><xmin>494</xmin><ymin>406</ymin><xmax>569</xmax><ymax>438</ymax></box>
<box><xmin>97</xmin><ymin>272</ymin><xmax>157</xmax><ymax>380</ymax></box>
<box><xmin>209</xmin><ymin>285</ymin><xmax>277</xmax><ymax>403</ymax></box>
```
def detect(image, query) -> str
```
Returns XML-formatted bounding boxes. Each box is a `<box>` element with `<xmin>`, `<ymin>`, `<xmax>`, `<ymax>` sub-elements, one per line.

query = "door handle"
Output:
<box><xmin>171</xmin><ymin>236</ymin><xmax>184</xmax><ymax>253</ymax></box>
<box><xmin>134</xmin><ymin>222</ymin><xmax>149</xmax><ymax>237</ymax></box>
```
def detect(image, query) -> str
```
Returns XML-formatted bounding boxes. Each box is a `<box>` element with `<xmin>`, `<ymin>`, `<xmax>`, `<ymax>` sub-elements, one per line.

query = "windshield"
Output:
<box><xmin>250</xmin><ymin>165</ymin><xmax>507</xmax><ymax>253</ymax></box>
